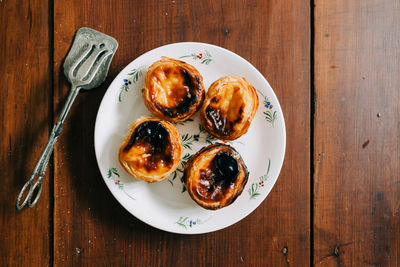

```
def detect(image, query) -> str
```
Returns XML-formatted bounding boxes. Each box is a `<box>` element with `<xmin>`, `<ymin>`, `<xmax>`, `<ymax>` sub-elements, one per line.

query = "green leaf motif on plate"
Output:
<box><xmin>198</xmin><ymin>124</ymin><xmax>218</xmax><ymax>144</ymax></box>
<box><xmin>171</xmin><ymin>118</ymin><xmax>194</xmax><ymax>126</ymax></box>
<box><xmin>168</xmin><ymin>153</ymin><xmax>193</xmax><ymax>193</ymax></box>
<box><xmin>107</xmin><ymin>167</ymin><xmax>135</xmax><ymax>200</ymax></box>
<box><xmin>248</xmin><ymin>159</ymin><xmax>271</xmax><ymax>199</ymax></box>
<box><xmin>119</xmin><ymin>68</ymin><xmax>143</xmax><ymax>102</ymax></box>
<box><xmin>179</xmin><ymin>50</ymin><xmax>213</xmax><ymax>65</ymax></box>
<box><xmin>108</xmin><ymin>167</ymin><xmax>119</xmax><ymax>178</ymax></box>
<box><xmin>257</xmin><ymin>89</ymin><xmax>277</xmax><ymax>126</ymax></box>
<box><xmin>175</xmin><ymin>216</ymin><xmax>208</xmax><ymax>229</ymax></box>
<box><xmin>181</xmin><ymin>133</ymin><xmax>193</xmax><ymax>149</ymax></box>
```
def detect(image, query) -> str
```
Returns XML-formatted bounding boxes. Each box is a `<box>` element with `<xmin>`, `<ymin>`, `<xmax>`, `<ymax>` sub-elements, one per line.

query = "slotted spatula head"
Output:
<box><xmin>63</xmin><ymin>27</ymin><xmax>118</xmax><ymax>90</ymax></box>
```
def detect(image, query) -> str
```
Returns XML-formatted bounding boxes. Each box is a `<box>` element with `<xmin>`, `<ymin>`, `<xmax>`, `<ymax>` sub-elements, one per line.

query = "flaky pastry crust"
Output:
<box><xmin>119</xmin><ymin>117</ymin><xmax>183</xmax><ymax>182</ymax></box>
<box><xmin>142</xmin><ymin>57</ymin><xmax>205</xmax><ymax>121</ymax></box>
<box><xmin>201</xmin><ymin>76</ymin><xmax>259</xmax><ymax>141</ymax></box>
<box><xmin>183</xmin><ymin>143</ymin><xmax>249</xmax><ymax>210</ymax></box>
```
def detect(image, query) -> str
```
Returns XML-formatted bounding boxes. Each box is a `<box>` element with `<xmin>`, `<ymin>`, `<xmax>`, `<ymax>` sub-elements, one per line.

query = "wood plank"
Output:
<box><xmin>0</xmin><ymin>0</ymin><xmax>51</xmax><ymax>266</ymax></box>
<box><xmin>53</xmin><ymin>0</ymin><xmax>310</xmax><ymax>266</ymax></box>
<box><xmin>314</xmin><ymin>0</ymin><xmax>400</xmax><ymax>265</ymax></box>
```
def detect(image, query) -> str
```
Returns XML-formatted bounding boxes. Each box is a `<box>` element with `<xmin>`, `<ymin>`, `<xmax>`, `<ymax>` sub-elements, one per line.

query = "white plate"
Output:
<box><xmin>94</xmin><ymin>42</ymin><xmax>286</xmax><ymax>234</ymax></box>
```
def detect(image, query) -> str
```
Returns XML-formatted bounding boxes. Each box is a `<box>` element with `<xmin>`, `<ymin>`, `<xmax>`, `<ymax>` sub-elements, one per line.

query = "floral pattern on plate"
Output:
<box><xmin>247</xmin><ymin>159</ymin><xmax>271</xmax><ymax>199</ymax></box>
<box><xmin>179</xmin><ymin>50</ymin><xmax>213</xmax><ymax>65</ymax></box>
<box><xmin>107</xmin><ymin>168</ymin><xmax>135</xmax><ymax>200</ymax></box>
<box><xmin>258</xmin><ymin>89</ymin><xmax>277</xmax><ymax>126</ymax></box>
<box><xmin>168</xmin><ymin>153</ymin><xmax>193</xmax><ymax>193</ymax></box>
<box><xmin>119</xmin><ymin>68</ymin><xmax>143</xmax><ymax>102</ymax></box>
<box><xmin>175</xmin><ymin>216</ymin><xmax>210</xmax><ymax>229</ymax></box>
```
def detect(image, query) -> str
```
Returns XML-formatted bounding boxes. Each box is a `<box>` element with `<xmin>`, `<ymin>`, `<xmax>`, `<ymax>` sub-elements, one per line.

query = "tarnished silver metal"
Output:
<box><xmin>16</xmin><ymin>27</ymin><xmax>118</xmax><ymax>210</ymax></box>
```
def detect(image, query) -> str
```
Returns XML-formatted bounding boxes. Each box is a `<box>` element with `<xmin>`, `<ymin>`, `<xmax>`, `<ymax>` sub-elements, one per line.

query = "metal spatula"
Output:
<box><xmin>16</xmin><ymin>27</ymin><xmax>118</xmax><ymax>210</ymax></box>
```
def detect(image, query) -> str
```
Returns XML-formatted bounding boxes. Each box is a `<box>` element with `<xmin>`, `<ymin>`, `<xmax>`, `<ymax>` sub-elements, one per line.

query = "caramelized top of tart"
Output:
<box><xmin>143</xmin><ymin>57</ymin><xmax>205</xmax><ymax>121</ymax></box>
<box><xmin>183</xmin><ymin>143</ymin><xmax>249</xmax><ymax>209</ymax></box>
<box><xmin>194</xmin><ymin>151</ymin><xmax>240</xmax><ymax>203</ymax></box>
<box><xmin>121</xmin><ymin>120</ymin><xmax>173</xmax><ymax>173</ymax></box>
<box><xmin>201</xmin><ymin>76</ymin><xmax>259</xmax><ymax>141</ymax></box>
<box><xmin>119</xmin><ymin>117</ymin><xmax>183</xmax><ymax>182</ymax></box>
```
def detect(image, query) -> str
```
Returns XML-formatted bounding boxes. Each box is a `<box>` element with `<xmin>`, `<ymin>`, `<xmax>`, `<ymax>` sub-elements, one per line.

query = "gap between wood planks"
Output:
<box><xmin>310</xmin><ymin>0</ymin><xmax>316</xmax><ymax>265</ymax></box>
<box><xmin>48</xmin><ymin>0</ymin><xmax>54</xmax><ymax>266</ymax></box>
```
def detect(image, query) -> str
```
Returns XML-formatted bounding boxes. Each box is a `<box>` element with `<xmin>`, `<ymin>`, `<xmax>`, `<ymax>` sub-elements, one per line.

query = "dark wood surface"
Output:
<box><xmin>0</xmin><ymin>0</ymin><xmax>398</xmax><ymax>266</ymax></box>
<box><xmin>314</xmin><ymin>1</ymin><xmax>400</xmax><ymax>266</ymax></box>
<box><xmin>0</xmin><ymin>0</ymin><xmax>51</xmax><ymax>266</ymax></box>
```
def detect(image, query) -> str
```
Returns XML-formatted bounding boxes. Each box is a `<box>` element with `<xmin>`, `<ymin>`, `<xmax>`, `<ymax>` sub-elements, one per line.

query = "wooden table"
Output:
<box><xmin>1</xmin><ymin>0</ymin><xmax>399</xmax><ymax>266</ymax></box>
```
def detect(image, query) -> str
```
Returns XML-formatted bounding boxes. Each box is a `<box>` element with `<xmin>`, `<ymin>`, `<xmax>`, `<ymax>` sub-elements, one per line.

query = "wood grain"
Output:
<box><xmin>314</xmin><ymin>0</ymin><xmax>400</xmax><ymax>265</ymax></box>
<box><xmin>52</xmin><ymin>0</ymin><xmax>310</xmax><ymax>266</ymax></box>
<box><xmin>0</xmin><ymin>0</ymin><xmax>51</xmax><ymax>266</ymax></box>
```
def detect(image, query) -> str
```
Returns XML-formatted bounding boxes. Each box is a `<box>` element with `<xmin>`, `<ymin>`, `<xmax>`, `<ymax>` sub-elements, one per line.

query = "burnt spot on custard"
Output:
<box><xmin>123</xmin><ymin>121</ymin><xmax>173</xmax><ymax>171</ymax></box>
<box><xmin>211</xmin><ymin>97</ymin><xmax>220</xmax><ymax>103</ymax></box>
<box><xmin>194</xmin><ymin>151</ymin><xmax>240</xmax><ymax>202</ymax></box>
<box><xmin>205</xmin><ymin>106</ymin><xmax>226</xmax><ymax>134</ymax></box>
<box><xmin>205</xmin><ymin>104</ymin><xmax>245</xmax><ymax>137</ymax></box>
<box><xmin>238</xmin><ymin>105</ymin><xmax>244</xmax><ymax>115</ymax></box>
<box><xmin>153</xmin><ymin>67</ymin><xmax>203</xmax><ymax>118</ymax></box>
<box><xmin>183</xmin><ymin>143</ymin><xmax>250</xmax><ymax>209</ymax></box>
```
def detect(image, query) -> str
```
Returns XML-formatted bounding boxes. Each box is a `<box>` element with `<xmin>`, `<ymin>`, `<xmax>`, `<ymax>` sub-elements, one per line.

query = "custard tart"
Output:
<box><xmin>142</xmin><ymin>57</ymin><xmax>205</xmax><ymax>121</ymax></box>
<box><xmin>183</xmin><ymin>143</ymin><xmax>249</xmax><ymax>210</ymax></box>
<box><xmin>200</xmin><ymin>76</ymin><xmax>259</xmax><ymax>141</ymax></box>
<box><xmin>119</xmin><ymin>117</ymin><xmax>183</xmax><ymax>182</ymax></box>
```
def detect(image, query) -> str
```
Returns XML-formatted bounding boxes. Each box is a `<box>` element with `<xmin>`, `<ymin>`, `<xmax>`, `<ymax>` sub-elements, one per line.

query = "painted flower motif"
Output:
<box><xmin>193</xmin><ymin>134</ymin><xmax>200</xmax><ymax>141</ymax></box>
<box><xmin>179</xmin><ymin>176</ymin><xmax>187</xmax><ymax>192</ymax></box>
<box><xmin>107</xmin><ymin>168</ymin><xmax>135</xmax><ymax>200</ymax></box>
<box><xmin>175</xmin><ymin>216</ymin><xmax>207</xmax><ymax>229</ymax></box>
<box><xmin>248</xmin><ymin>159</ymin><xmax>271</xmax><ymax>199</ymax></box>
<box><xmin>179</xmin><ymin>50</ymin><xmax>212</xmax><ymax>65</ymax></box>
<box><xmin>119</xmin><ymin>68</ymin><xmax>143</xmax><ymax>102</ymax></box>
<box><xmin>189</xmin><ymin>220</ymin><xmax>197</xmax><ymax>227</ymax></box>
<box><xmin>258</xmin><ymin>89</ymin><xmax>277</xmax><ymax>125</ymax></box>
<box><xmin>264</xmin><ymin>101</ymin><xmax>273</xmax><ymax>110</ymax></box>
<box><xmin>123</xmin><ymin>79</ymin><xmax>132</xmax><ymax>86</ymax></box>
